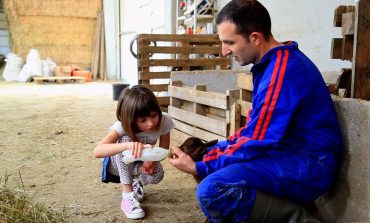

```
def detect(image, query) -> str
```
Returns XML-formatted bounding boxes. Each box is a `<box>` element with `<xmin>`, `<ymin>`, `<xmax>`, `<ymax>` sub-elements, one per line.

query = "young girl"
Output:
<box><xmin>93</xmin><ymin>85</ymin><xmax>175</xmax><ymax>220</ymax></box>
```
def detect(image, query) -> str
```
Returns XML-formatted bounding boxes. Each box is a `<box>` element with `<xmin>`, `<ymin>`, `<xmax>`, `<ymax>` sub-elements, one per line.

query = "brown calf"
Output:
<box><xmin>169</xmin><ymin>137</ymin><xmax>218</xmax><ymax>183</ymax></box>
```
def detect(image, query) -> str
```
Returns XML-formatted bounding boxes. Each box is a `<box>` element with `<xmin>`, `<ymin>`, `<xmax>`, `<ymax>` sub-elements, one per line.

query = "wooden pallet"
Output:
<box><xmin>169</xmin><ymin>71</ymin><xmax>254</xmax><ymax>146</ymax></box>
<box><xmin>331</xmin><ymin>1</ymin><xmax>370</xmax><ymax>100</ymax></box>
<box><xmin>32</xmin><ymin>76</ymin><xmax>86</xmax><ymax>84</ymax></box>
<box><xmin>137</xmin><ymin>34</ymin><xmax>232</xmax><ymax>108</ymax></box>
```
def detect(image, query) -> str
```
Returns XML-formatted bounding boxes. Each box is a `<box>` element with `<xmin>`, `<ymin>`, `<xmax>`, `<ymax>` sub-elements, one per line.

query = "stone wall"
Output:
<box><xmin>314</xmin><ymin>97</ymin><xmax>370</xmax><ymax>223</ymax></box>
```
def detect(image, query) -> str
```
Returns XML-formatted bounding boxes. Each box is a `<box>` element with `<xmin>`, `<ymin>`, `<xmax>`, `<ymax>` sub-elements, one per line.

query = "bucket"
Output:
<box><xmin>112</xmin><ymin>83</ymin><xmax>129</xmax><ymax>100</ymax></box>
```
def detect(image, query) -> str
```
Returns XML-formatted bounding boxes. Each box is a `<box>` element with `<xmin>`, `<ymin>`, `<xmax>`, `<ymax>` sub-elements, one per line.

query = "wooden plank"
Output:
<box><xmin>168</xmin><ymin>105</ymin><xmax>228</xmax><ymax>137</ymax></box>
<box><xmin>237</xmin><ymin>73</ymin><xmax>253</xmax><ymax>91</ymax></box>
<box><xmin>156</xmin><ymin>96</ymin><xmax>170</xmax><ymax>106</ymax></box>
<box><xmin>237</xmin><ymin>100</ymin><xmax>252</xmax><ymax>117</ymax></box>
<box><xmin>351</xmin><ymin>0</ymin><xmax>370</xmax><ymax>100</ymax></box>
<box><xmin>33</xmin><ymin>76</ymin><xmax>86</xmax><ymax>81</ymax></box>
<box><xmin>170</xmin><ymin>97</ymin><xmax>182</xmax><ymax>108</ymax></box>
<box><xmin>171</xmin><ymin>80</ymin><xmax>182</xmax><ymax>87</ymax></box>
<box><xmin>168</xmin><ymin>85</ymin><xmax>228</xmax><ymax>109</ymax></box>
<box><xmin>32</xmin><ymin>76</ymin><xmax>86</xmax><ymax>84</ymax></box>
<box><xmin>172</xmin><ymin>120</ymin><xmax>226</xmax><ymax>142</ymax></box>
<box><xmin>139</xmin><ymin>71</ymin><xmax>171</xmax><ymax>81</ymax></box>
<box><xmin>342</xmin><ymin>12</ymin><xmax>355</xmax><ymax>35</ymax></box>
<box><xmin>229</xmin><ymin>102</ymin><xmax>241</xmax><ymax>134</ymax></box>
<box><xmin>333</xmin><ymin>6</ymin><xmax>347</xmax><ymax>27</ymax></box>
<box><xmin>206</xmin><ymin>107</ymin><xmax>226</xmax><ymax>120</ymax></box>
<box><xmin>331</xmin><ymin>38</ymin><xmax>343</xmax><ymax>59</ymax></box>
<box><xmin>138</xmin><ymin>34</ymin><xmax>221</xmax><ymax>42</ymax></box>
<box><xmin>331</xmin><ymin>37</ymin><xmax>353</xmax><ymax>61</ymax></box>
<box><xmin>193</xmin><ymin>85</ymin><xmax>207</xmax><ymax>116</ymax></box>
<box><xmin>228</xmin><ymin>89</ymin><xmax>241</xmax><ymax>134</ymax></box>
<box><xmin>342</xmin><ymin>36</ymin><xmax>353</xmax><ymax>61</ymax></box>
<box><xmin>333</xmin><ymin>5</ymin><xmax>355</xmax><ymax>27</ymax></box>
<box><xmin>180</xmin><ymin>40</ymin><xmax>191</xmax><ymax>70</ymax></box>
<box><xmin>138</xmin><ymin>58</ymin><xmax>231</xmax><ymax>67</ymax></box>
<box><xmin>138</xmin><ymin>38</ymin><xmax>150</xmax><ymax>86</ymax></box>
<box><xmin>142</xmin><ymin>83</ymin><xmax>168</xmax><ymax>92</ymax></box>
<box><xmin>335</xmin><ymin>68</ymin><xmax>352</xmax><ymax>98</ymax></box>
<box><xmin>136</xmin><ymin>33</ymin><xmax>232</xmax><ymax>99</ymax></box>
<box><xmin>91</xmin><ymin>10</ymin><xmax>102</xmax><ymax>79</ymax></box>
<box><xmin>139</xmin><ymin>45</ymin><xmax>222</xmax><ymax>55</ymax></box>
<box><xmin>240</xmin><ymin>89</ymin><xmax>253</xmax><ymax>102</ymax></box>
<box><xmin>226</xmin><ymin>89</ymin><xmax>240</xmax><ymax>122</ymax></box>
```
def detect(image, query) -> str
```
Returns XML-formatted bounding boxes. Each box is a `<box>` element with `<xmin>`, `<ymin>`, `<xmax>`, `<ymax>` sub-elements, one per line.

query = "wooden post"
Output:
<box><xmin>193</xmin><ymin>85</ymin><xmax>207</xmax><ymax>116</ymax></box>
<box><xmin>227</xmin><ymin>89</ymin><xmax>240</xmax><ymax>135</ymax></box>
<box><xmin>351</xmin><ymin>0</ymin><xmax>370</xmax><ymax>100</ymax></box>
<box><xmin>138</xmin><ymin>38</ymin><xmax>150</xmax><ymax>86</ymax></box>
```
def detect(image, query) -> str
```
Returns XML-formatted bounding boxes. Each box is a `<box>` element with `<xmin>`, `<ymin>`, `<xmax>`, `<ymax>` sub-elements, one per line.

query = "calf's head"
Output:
<box><xmin>169</xmin><ymin>137</ymin><xmax>218</xmax><ymax>162</ymax></box>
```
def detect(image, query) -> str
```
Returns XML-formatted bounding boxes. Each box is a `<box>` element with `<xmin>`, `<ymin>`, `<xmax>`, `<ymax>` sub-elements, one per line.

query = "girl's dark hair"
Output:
<box><xmin>216</xmin><ymin>0</ymin><xmax>272</xmax><ymax>41</ymax></box>
<box><xmin>116</xmin><ymin>85</ymin><xmax>162</xmax><ymax>142</ymax></box>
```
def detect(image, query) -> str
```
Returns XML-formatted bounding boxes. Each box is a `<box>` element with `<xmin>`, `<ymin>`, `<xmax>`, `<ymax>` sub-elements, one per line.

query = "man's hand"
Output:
<box><xmin>168</xmin><ymin>146</ymin><xmax>198</xmax><ymax>176</ymax></box>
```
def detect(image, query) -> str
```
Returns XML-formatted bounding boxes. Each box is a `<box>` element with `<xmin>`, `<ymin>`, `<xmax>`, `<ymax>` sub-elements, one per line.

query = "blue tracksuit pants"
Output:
<box><xmin>196</xmin><ymin>151</ymin><xmax>335</xmax><ymax>223</ymax></box>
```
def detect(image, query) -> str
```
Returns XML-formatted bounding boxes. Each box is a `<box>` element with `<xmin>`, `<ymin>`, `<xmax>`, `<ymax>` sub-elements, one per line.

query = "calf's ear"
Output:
<box><xmin>202</xmin><ymin>139</ymin><xmax>218</xmax><ymax>149</ymax></box>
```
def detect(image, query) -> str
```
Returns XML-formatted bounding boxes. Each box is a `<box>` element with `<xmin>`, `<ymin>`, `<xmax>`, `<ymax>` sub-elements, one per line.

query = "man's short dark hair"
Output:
<box><xmin>216</xmin><ymin>0</ymin><xmax>272</xmax><ymax>41</ymax></box>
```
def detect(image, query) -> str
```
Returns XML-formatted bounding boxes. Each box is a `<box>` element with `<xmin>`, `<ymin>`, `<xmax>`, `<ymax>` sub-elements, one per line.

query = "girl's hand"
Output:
<box><xmin>141</xmin><ymin>161</ymin><xmax>155</xmax><ymax>175</ymax></box>
<box><xmin>130</xmin><ymin>143</ymin><xmax>152</xmax><ymax>158</ymax></box>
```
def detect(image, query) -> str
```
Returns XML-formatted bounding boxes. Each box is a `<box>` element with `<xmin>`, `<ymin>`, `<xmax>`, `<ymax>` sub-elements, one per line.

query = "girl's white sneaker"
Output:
<box><xmin>121</xmin><ymin>192</ymin><xmax>145</xmax><ymax>219</ymax></box>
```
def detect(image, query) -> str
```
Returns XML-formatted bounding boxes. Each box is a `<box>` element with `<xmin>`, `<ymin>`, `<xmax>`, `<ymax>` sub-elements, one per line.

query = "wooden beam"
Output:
<box><xmin>342</xmin><ymin>12</ymin><xmax>355</xmax><ymax>35</ymax></box>
<box><xmin>227</xmin><ymin>89</ymin><xmax>240</xmax><ymax>135</ymax></box>
<box><xmin>342</xmin><ymin>36</ymin><xmax>353</xmax><ymax>61</ymax></box>
<box><xmin>237</xmin><ymin>73</ymin><xmax>253</xmax><ymax>91</ymax></box>
<box><xmin>351</xmin><ymin>0</ymin><xmax>370</xmax><ymax>100</ymax></box>
<box><xmin>138</xmin><ymin>34</ymin><xmax>221</xmax><ymax>42</ymax></box>
<box><xmin>337</xmin><ymin>68</ymin><xmax>352</xmax><ymax>98</ymax></box>
<box><xmin>171</xmin><ymin>123</ymin><xmax>225</xmax><ymax>143</ymax></box>
<box><xmin>139</xmin><ymin>45</ymin><xmax>222</xmax><ymax>55</ymax></box>
<box><xmin>333</xmin><ymin>5</ymin><xmax>355</xmax><ymax>27</ymax></box>
<box><xmin>331</xmin><ymin>38</ymin><xmax>343</xmax><ymax>60</ymax></box>
<box><xmin>138</xmin><ymin>58</ymin><xmax>231</xmax><ymax>67</ymax></box>
<box><xmin>193</xmin><ymin>85</ymin><xmax>207</xmax><ymax>116</ymax></box>
<box><xmin>168</xmin><ymin>85</ymin><xmax>229</xmax><ymax>109</ymax></box>
<box><xmin>156</xmin><ymin>96</ymin><xmax>170</xmax><ymax>106</ymax></box>
<box><xmin>168</xmin><ymin>106</ymin><xmax>228</xmax><ymax>137</ymax></box>
<box><xmin>142</xmin><ymin>83</ymin><xmax>168</xmax><ymax>92</ymax></box>
<box><xmin>139</xmin><ymin>71</ymin><xmax>171</xmax><ymax>81</ymax></box>
<box><xmin>331</xmin><ymin>37</ymin><xmax>353</xmax><ymax>61</ymax></box>
<box><xmin>237</xmin><ymin>100</ymin><xmax>252</xmax><ymax>117</ymax></box>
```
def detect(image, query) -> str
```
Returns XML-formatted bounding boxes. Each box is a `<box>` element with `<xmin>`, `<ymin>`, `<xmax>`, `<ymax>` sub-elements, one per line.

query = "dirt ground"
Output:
<box><xmin>0</xmin><ymin>80</ymin><xmax>205</xmax><ymax>223</ymax></box>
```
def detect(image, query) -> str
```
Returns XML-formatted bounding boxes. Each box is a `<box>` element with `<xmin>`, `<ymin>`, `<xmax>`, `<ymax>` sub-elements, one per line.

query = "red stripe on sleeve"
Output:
<box><xmin>252</xmin><ymin>50</ymin><xmax>282</xmax><ymax>140</ymax></box>
<box><xmin>202</xmin><ymin>137</ymin><xmax>251</xmax><ymax>162</ymax></box>
<box><xmin>258</xmin><ymin>50</ymin><xmax>290</xmax><ymax>140</ymax></box>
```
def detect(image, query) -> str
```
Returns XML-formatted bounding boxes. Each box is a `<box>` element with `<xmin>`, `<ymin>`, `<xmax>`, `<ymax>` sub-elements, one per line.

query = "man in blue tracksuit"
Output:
<box><xmin>169</xmin><ymin>1</ymin><xmax>343</xmax><ymax>222</ymax></box>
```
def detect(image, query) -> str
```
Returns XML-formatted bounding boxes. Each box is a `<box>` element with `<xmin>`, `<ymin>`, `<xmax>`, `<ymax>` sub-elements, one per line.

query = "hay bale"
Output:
<box><xmin>4</xmin><ymin>0</ymin><xmax>102</xmax><ymax>70</ymax></box>
<box><xmin>14</xmin><ymin>0</ymin><xmax>100</xmax><ymax>18</ymax></box>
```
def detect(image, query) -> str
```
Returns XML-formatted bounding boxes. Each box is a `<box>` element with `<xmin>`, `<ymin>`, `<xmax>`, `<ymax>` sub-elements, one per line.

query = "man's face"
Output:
<box><xmin>218</xmin><ymin>21</ymin><xmax>258</xmax><ymax>66</ymax></box>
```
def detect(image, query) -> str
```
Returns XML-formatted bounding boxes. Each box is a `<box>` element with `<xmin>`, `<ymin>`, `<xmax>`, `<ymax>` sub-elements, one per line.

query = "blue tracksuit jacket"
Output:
<box><xmin>195</xmin><ymin>42</ymin><xmax>343</xmax><ymax>222</ymax></box>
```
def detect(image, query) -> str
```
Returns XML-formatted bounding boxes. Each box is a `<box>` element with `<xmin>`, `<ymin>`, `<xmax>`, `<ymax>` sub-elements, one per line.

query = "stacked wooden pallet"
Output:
<box><xmin>32</xmin><ymin>76</ymin><xmax>86</xmax><ymax>84</ymax></box>
<box><xmin>137</xmin><ymin>34</ymin><xmax>231</xmax><ymax>109</ymax></box>
<box><xmin>330</xmin><ymin>1</ymin><xmax>370</xmax><ymax>100</ymax></box>
<box><xmin>168</xmin><ymin>70</ymin><xmax>253</xmax><ymax>145</ymax></box>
